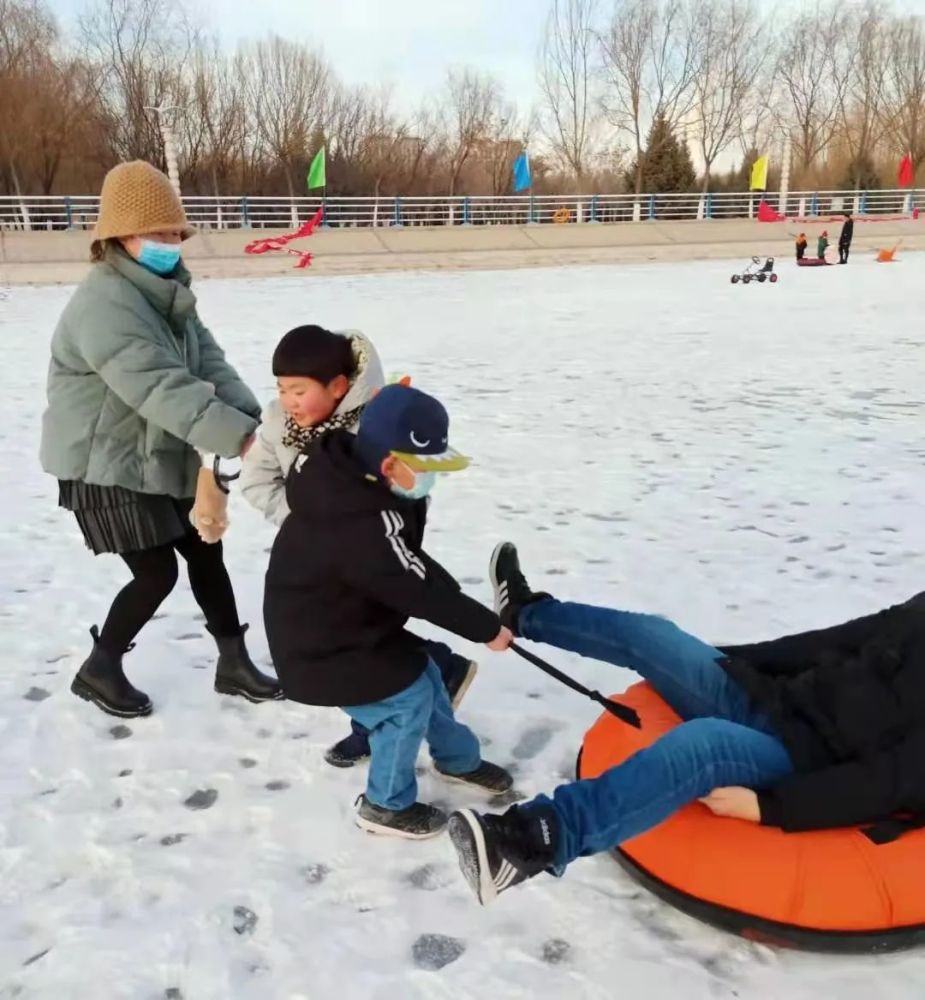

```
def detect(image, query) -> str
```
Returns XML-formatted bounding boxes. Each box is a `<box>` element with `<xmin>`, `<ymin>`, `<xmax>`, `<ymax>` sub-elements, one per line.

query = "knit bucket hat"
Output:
<box><xmin>94</xmin><ymin>161</ymin><xmax>195</xmax><ymax>242</ymax></box>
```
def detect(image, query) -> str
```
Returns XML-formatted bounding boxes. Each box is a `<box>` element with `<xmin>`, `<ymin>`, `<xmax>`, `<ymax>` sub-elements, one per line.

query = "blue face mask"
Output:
<box><xmin>137</xmin><ymin>240</ymin><xmax>182</xmax><ymax>275</ymax></box>
<box><xmin>390</xmin><ymin>470</ymin><xmax>437</xmax><ymax>500</ymax></box>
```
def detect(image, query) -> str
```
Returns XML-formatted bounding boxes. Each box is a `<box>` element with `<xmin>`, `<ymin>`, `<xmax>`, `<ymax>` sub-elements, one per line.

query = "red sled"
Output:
<box><xmin>796</xmin><ymin>258</ymin><xmax>831</xmax><ymax>267</ymax></box>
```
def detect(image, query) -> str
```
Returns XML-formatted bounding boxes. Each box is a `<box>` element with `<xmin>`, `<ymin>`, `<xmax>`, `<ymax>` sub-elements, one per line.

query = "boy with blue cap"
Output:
<box><xmin>263</xmin><ymin>384</ymin><xmax>513</xmax><ymax>838</ymax></box>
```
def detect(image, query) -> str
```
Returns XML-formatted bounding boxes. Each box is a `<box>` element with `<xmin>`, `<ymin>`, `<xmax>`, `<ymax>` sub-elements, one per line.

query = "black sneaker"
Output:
<box><xmin>435</xmin><ymin>760</ymin><xmax>513</xmax><ymax>796</ymax></box>
<box><xmin>443</xmin><ymin>656</ymin><xmax>479</xmax><ymax>710</ymax></box>
<box><xmin>324</xmin><ymin>730</ymin><xmax>371</xmax><ymax>769</ymax></box>
<box><xmin>489</xmin><ymin>543</ymin><xmax>549</xmax><ymax>634</ymax></box>
<box><xmin>448</xmin><ymin>804</ymin><xmax>559</xmax><ymax>905</ymax></box>
<box><xmin>355</xmin><ymin>795</ymin><xmax>447</xmax><ymax>840</ymax></box>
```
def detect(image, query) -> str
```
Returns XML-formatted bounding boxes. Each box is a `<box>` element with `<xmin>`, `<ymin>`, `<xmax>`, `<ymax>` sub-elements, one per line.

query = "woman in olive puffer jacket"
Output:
<box><xmin>40</xmin><ymin>160</ymin><xmax>282</xmax><ymax>718</ymax></box>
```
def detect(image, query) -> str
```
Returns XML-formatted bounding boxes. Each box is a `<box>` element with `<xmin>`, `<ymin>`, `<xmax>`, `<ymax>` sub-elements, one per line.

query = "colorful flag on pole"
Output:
<box><xmin>513</xmin><ymin>151</ymin><xmax>532</xmax><ymax>192</ymax></box>
<box><xmin>307</xmin><ymin>147</ymin><xmax>326</xmax><ymax>190</ymax></box>
<box><xmin>750</xmin><ymin>154</ymin><xmax>769</xmax><ymax>191</ymax></box>
<box><xmin>898</xmin><ymin>154</ymin><xmax>914</xmax><ymax>188</ymax></box>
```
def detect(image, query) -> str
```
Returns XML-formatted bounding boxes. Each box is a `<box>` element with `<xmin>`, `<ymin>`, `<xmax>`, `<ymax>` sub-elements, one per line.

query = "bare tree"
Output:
<box><xmin>440</xmin><ymin>68</ymin><xmax>500</xmax><ymax>196</ymax></box>
<box><xmin>79</xmin><ymin>0</ymin><xmax>196</xmax><ymax>169</ymax></box>
<box><xmin>832</xmin><ymin>2</ymin><xmax>890</xmax><ymax>188</ymax></box>
<box><xmin>883</xmin><ymin>15</ymin><xmax>925</xmax><ymax>167</ymax></box>
<box><xmin>538</xmin><ymin>0</ymin><xmax>601</xmax><ymax>183</ymax></box>
<box><xmin>689</xmin><ymin>0</ymin><xmax>769</xmax><ymax>191</ymax></box>
<box><xmin>183</xmin><ymin>40</ymin><xmax>247</xmax><ymax>201</ymax></box>
<box><xmin>599</xmin><ymin>0</ymin><xmax>699</xmax><ymax>194</ymax></box>
<box><xmin>240</xmin><ymin>36</ymin><xmax>330</xmax><ymax>200</ymax></box>
<box><xmin>775</xmin><ymin>3</ymin><xmax>850</xmax><ymax>177</ymax></box>
<box><xmin>0</xmin><ymin>0</ymin><xmax>56</xmax><ymax>197</ymax></box>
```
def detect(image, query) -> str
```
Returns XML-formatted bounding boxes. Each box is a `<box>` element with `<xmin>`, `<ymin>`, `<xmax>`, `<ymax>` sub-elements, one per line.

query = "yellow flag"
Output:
<box><xmin>750</xmin><ymin>154</ymin><xmax>769</xmax><ymax>191</ymax></box>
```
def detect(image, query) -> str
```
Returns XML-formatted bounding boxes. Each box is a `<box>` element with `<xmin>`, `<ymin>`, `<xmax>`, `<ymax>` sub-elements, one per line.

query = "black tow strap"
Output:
<box><xmin>510</xmin><ymin>642</ymin><xmax>641</xmax><ymax>729</ymax></box>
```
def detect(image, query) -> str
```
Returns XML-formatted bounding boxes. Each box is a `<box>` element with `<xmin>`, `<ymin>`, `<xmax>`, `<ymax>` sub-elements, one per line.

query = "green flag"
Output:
<box><xmin>307</xmin><ymin>147</ymin><xmax>326</xmax><ymax>189</ymax></box>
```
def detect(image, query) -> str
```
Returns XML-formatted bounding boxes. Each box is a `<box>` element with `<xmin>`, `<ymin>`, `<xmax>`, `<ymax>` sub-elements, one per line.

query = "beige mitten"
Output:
<box><xmin>190</xmin><ymin>467</ymin><xmax>229</xmax><ymax>544</ymax></box>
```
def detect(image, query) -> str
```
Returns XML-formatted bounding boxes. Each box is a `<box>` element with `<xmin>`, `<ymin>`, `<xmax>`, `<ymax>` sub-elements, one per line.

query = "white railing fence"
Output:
<box><xmin>0</xmin><ymin>189</ymin><xmax>920</xmax><ymax>232</ymax></box>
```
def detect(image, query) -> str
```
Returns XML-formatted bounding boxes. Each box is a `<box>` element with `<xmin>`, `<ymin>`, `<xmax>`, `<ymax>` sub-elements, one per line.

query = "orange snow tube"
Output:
<box><xmin>577</xmin><ymin>683</ymin><xmax>925</xmax><ymax>953</ymax></box>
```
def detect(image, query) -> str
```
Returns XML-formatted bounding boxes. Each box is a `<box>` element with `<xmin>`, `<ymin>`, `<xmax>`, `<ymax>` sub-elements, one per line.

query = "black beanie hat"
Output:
<box><xmin>272</xmin><ymin>325</ymin><xmax>357</xmax><ymax>383</ymax></box>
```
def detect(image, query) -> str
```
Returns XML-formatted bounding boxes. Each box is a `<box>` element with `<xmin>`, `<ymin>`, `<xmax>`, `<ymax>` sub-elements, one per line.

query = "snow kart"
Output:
<box><xmin>730</xmin><ymin>256</ymin><xmax>778</xmax><ymax>284</ymax></box>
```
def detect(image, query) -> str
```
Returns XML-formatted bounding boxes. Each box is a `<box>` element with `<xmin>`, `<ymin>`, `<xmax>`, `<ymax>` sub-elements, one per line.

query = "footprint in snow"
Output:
<box><xmin>512</xmin><ymin>724</ymin><xmax>558</xmax><ymax>760</ymax></box>
<box><xmin>233</xmin><ymin>906</ymin><xmax>258</xmax><ymax>936</ymax></box>
<box><xmin>541</xmin><ymin>939</ymin><xmax>571</xmax><ymax>965</ymax></box>
<box><xmin>404</xmin><ymin>864</ymin><xmax>453</xmax><ymax>892</ymax></box>
<box><xmin>265</xmin><ymin>780</ymin><xmax>290</xmax><ymax>791</ymax></box>
<box><xmin>23</xmin><ymin>687</ymin><xmax>51</xmax><ymax>702</ymax></box>
<box><xmin>183</xmin><ymin>789</ymin><xmax>218</xmax><ymax>810</ymax></box>
<box><xmin>110</xmin><ymin>725</ymin><xmax>132</xmax><ymax>740</ymax></box>
<box><xmin>411</xmin><ymin>934</ymin><xmax>466</xmax><ymax>971</ymax></box>
<box><xmin>300</xmin><ymin>863</ymin><xmax>330</xmax><ymax>885</ymax></box>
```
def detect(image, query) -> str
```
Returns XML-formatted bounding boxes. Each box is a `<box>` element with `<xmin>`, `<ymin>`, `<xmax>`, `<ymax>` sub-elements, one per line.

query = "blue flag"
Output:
<box><xmin>513</xmin><ymin>151</ymin><xmax>532</xmax><ymax>192</ymax></box>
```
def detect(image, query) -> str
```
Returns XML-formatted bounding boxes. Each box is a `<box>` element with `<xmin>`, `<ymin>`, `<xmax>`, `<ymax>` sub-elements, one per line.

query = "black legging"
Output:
<box><xmin>99</xmin><ymin>531</ymin><xmax>240</xmax><ymax>655</ymax></box>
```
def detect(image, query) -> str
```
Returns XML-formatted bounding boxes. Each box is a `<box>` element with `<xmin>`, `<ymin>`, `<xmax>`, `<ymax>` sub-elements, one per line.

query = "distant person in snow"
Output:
<box><xmin>817</xmin><ymin>231</ymin><xmax>829</xmax><ymax>260</ymax></box>
<box><xmin>263</xmin><ymin>385</ymin><xmax>514</xmax><ymax>839</ymax></box>
<box><xmin>795</xmin><ymin>233</ymin><xmax>807</xmax><ymax>261</ymax></box>
<box><xmin>240</xmin><ymin>325</ymin><xmax>479</xmax><ymax>768</ymax></box>
<box><xmin>447</xmin><ymin>543</ymin><xmax>925</xmax><ymax>905</ymax></box>
<box><xmin>839</xmin><ymin>212</ymin><xmax>855</xmax><ymax>264</ymax></box>
<box><xmin>39</xmin><ymin>160</ymin><xmax>281</xmax><ymax>719</ymax></box>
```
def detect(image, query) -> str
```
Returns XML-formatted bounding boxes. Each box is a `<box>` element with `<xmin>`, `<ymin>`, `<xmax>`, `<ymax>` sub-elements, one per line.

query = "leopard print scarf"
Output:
<box><xmin>281</xmin><ymin>404</ymin><xmax>366</xmax><ymax>452</ymax></box>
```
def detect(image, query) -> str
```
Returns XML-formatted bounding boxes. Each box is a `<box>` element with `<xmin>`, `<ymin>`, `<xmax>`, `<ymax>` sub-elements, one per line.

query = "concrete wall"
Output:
<box><xmin>1</xmin><ymin>218</ymin><xmax>921</xmax><ymax>286</ymax></box>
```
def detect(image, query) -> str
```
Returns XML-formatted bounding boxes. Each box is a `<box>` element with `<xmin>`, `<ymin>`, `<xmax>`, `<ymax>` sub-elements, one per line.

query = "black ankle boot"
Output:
<box><xmin>71</xmin><ymin>627</ymin><xmax>153</xmax><ymax>718</ymax></box>
<box><xmin>211</xmin><ymin>625</ymin><xmax>284</xmax><ymax>703</ymax></box>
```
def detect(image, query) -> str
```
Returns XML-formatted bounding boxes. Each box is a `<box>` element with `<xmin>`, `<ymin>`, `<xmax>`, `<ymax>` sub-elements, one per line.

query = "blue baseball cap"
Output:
<box><xmin>355</xmin><ymin>384</ymin><xmax>470</xmax><ymax>473</ymax></box>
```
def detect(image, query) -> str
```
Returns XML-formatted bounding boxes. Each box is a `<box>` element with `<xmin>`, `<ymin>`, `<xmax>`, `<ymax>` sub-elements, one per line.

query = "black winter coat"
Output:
<box><xmin>839</xmin><ymin>217</ymin><xmax>854</xmax><ymax>246</ymax></box>
<box><xmin>263</xmin><ymin>430</ymin><xmax>501</xmax><ymax>707</ymax></box>
<box><xmin>719</xmin><ymin>592</ymin><xmax>925</xmax><ymax>832</ymax></box>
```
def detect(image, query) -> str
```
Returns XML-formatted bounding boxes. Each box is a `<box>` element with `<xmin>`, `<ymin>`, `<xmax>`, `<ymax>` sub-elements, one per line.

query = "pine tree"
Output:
<box><xmin>624</xmin><ymin>116</ymin><xmax>697</xmax><ymax>193</ymax></box>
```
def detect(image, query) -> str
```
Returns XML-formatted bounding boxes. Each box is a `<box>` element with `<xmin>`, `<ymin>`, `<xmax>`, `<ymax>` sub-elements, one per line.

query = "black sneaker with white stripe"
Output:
<box><xmin>448</xmin><ymin>803</ymin><xmax>559</xmax><ymax>905</ymax></box>
<box><xmin>489</xmin><ymin>542</ymin><xmax>549</xmax><ymax>635</ymax></box>
<box><xmin>434</xmin><ymin>759</ymin><xmax>513</xmax><ymax>796</ymax></box>
<box><xmin>355</xmin><ymin>795</ymin><xmax>447</xmax><ymax>840</ymax></box>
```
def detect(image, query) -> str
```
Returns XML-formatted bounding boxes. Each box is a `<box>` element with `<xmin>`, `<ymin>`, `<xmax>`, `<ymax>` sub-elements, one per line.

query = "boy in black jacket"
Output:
<box><xmin>448</xmin><ymin>543</ymin><xmax>925</xmax><ymax>904</ymax></box>
<box><xmin>264</xmin><ymin>384</ymin><xmax>513</xmax><ymax>839</ymax></box>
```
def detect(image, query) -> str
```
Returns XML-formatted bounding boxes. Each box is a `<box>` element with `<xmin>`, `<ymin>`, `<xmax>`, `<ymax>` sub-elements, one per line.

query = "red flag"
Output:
<box><xmin>898</xmin><ymin>154</ymin><xmax>914</xmax><ymax>188</ymax></box>
<box><xmin>756</xmin><ymin>199</ymin><xmax>784</xmax><ymax>222</ymax></box>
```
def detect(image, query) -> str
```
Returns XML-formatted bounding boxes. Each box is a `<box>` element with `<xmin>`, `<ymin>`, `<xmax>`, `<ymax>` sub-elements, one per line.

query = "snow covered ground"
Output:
<box><xmin>2</xmin><ymin>256</ymin><xmax>924</xmax><ymax>999</ymax></box>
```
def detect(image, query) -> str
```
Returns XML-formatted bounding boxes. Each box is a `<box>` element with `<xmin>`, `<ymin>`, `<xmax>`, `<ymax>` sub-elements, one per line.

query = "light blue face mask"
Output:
<box><xmin>137</xmin><ymin>240</ymin><xmax>182</xmax><ymax>275</ymax></box>
<box><xmin>390</xmin><ymin>470</ymin><xmax>437</xmax><ymax>500</ymax></box>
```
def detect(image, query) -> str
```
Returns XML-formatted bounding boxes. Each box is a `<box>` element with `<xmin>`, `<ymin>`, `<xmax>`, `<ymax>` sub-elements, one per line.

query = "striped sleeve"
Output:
<box><xmin>381</xmin><ymin>511</ymin><xmax>426</xmax><ymax>580</ymax></box>
<box><xmin>337</xmin><ymin>509</ymin><xmax>501</xmax><ymax>644</ymax></box>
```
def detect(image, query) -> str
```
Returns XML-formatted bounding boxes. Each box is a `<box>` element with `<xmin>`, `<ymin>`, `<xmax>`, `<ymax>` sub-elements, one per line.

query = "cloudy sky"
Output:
<box><xmin>51</xmin><ymin>0</ymin><xmax>550</xmax><ymax>114</ymax></box>
<box><xmin>49</xmin><ymin>0</ymin><xmax>925</xmax><ymax>173</ymax></box>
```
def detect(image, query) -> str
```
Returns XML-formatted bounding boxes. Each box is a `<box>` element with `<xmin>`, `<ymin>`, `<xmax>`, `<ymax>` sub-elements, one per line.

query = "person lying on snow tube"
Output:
<box><xmin>448</xmin><ymin>543</ymin><xmax>925</xmax><ymax>905</ymax></box>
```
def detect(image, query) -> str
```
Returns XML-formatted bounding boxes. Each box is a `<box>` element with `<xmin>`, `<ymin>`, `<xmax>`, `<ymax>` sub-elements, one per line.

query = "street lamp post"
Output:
<box><xmin>779</xmin><ymin>129</ymin><xmax>792</xmax><ymax>217</ymax></box>
<box><xmin>144</xmin><ymin>104</ymin><xmax>183</xmax><ymax>198</ymax></box>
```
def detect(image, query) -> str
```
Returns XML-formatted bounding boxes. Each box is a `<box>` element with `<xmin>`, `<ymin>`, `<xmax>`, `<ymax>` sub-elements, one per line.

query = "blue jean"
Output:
<box><xmin>349</xmin><ymin>641</ymin><xmax>463</xmax><ymax>741</ymax></box>
<box><xmin>343</xmin><ymin>659</ymin><xmax>481</xmax><ymax>811</ymax></box>
<box><xmin>518</xmin><ymin>600</ymin><xmax>794</xmax><ymax>871</ymax></box>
